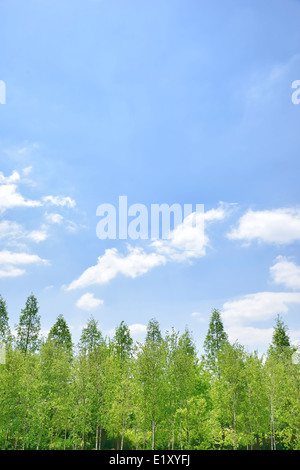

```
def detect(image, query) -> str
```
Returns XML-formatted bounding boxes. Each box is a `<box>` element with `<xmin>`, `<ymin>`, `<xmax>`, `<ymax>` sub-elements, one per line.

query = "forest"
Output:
<box><xmin>0</xmin><ymin>293</ymin><xmax>299</xmax><ymax>451</ymax></box>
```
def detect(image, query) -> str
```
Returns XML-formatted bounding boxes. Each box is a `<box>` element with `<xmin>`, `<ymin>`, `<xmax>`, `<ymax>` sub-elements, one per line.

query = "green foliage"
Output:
<box><xmin>78</xmin><ymin>316</ymin><xmax>104</xmax><ymax>353</ymax></box>
<box><xmin>0</xmin><ymin>295</ymin><xmax>11</xmax><ymax>344</ymax></box>
<box><xmin>16</xmin><ymin>294</ymin><xmax>41</xmax><ymax>356</ymax></box>
<box><xmin>112</xmin><ymin>321</ymin><xmax>133</xmax><ymax>361</ymax></box>
<box><xmin>268</xmin><ymin>315</ymin><xmax>292</xmax><ymax>357</ymax></box>
<box><xmin>47</xmin><ymin>314</ymin><xmax>73</xmax><ymax>356</ymax></box>
<box><xmin>0</xmin><ymin>296</ymin><xmax>300</xmax><ymax>450</ymax></box>
<box><xmin>203</xmin><ymin>309</ymin><xmax>228</xmax><ymax>373</ymax></box>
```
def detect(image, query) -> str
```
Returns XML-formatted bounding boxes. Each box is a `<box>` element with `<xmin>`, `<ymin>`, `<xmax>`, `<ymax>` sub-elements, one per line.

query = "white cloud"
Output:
<box><xmin>43</xmin><ymin>195</ymin><xmax>76</xmax><ymax>208</ymax></box>
<box><xmin>45</xmin><ymin>213</ymin><xmax>64</xmax><ymax>224</ymax></box>
<box><xmin>0</xmin><ymin>220</ymin><xmax>24</xmax><ymax>240</ymax></box>
<box><xmin>0</xmin><ymin>183</ymin><xmax>42</xmax><ymax>213</ymax></box>
<box><xmin>204</xmin><ymin>203</ymin><xmax>232</xmax><ymax>222</ymax></box>
<box><xmin>151</xmin><ymin>209</ymin><xmax>206</xmax><ymax>261</ymax></box>
<box><xmin>0</xmin><ymin>219</ymin><xmax>49</xmax><ymax>244</ymax></box>
<box><xmin>191</xmin><ymin>311</ymin><xmax>201</xmax><ymax>317</ymax></box>
<box><xmin>129</xmin><ymin>323</ymin><xmax>147</xmax><ymax>335</ymax></box>
<box><xmin>0</xmin><ymin>250</ymin><xmax>48</xmax><ymax>266</ymax></box>
<box><xmin>0</xmin><ymin>265</ymin><xmax>26</xmax><ymax>279</ymax></box>
<box><xmin>76</xmin><ymin>292</ymin><xmax>104</xmax><ymax>311</ymax></box>
<box><xmin>222</xmin><ymin>291</ymin><xmax>300</xmax><ymax>325</ymax></box>
<box><xmin>67</xmin><ymin>246</ymin><xmax>166</xmax><ymax>290</ymax></box>
<box><xmin>22</xmin><ymin>166</ymin><xmax>33</xmax><ymax>177</ymax></box>
<box><xmin>151</xmin><ymin>202</ymin><xmax>230</xmax><ymax>262</ymax></box>
<box><xmin>66</xmin><ymin>203</ymin><xmax>231</xmax><ymax>290</ymax></box>
<box><xmin>0</xmin><ymin>249</ymin><xmax>48</xmax><ymax>279</ymax></box>
<box><xmin>270</xmin><ymin>256</ymin><xmax>300</xmax><ymax>290</ymax></box>
<box><xmin>0</xmin><ymin>170</ymin><xmax>21</xmax><ymax>184</ymax></box>
<box><xmin>0</xmin><ymin>171</ymin><xmax>76</xmax><ymax>216</ymax></box>
<box><xmin>191</xmin><ymin>312</ymin><xmax>206</xmax><ymax>323</ymax></box>
<box><xmin>226</xmin><ymin>325</ymin><xmax>274</xmax><ymax>347</ymax></box>
<box><xmin>27</xmin><ymin>226</ymin><xmax>49</xmax><ymax>243</ymax></box>
<box><xmin>227</xmin><ymin>208</ymin><xmax>300</xmax><ymax>244</ymax></box>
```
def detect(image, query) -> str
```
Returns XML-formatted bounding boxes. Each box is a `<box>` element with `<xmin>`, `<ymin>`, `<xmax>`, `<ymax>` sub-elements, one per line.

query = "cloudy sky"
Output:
<box><xmin>1</xmin><ymin>0</ymin><xmax>300</xmax><ymax>355</ymax></box>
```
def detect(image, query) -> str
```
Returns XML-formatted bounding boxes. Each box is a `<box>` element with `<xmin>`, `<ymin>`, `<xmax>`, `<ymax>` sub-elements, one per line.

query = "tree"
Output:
<box><xmin>39</xmin><ymin>339</ymin><xmax>73</xmax><ymax>449</ymax></box>
<box><xmin>211</xmin><ymin>341</ymin><xmax>246</xmax><ymax>450</ymax></box>
<box><xmin>135</xmin><ymin>318</ymin><xmax>167</xmax><ymax>450</ymax></box>
<box><xmin>78</xmin><ymin>316</ymin><xmax>104</xmax><ymax>354</ymax></box>
<box><xmin>16</xmin><ymin>294</ymin><xmax>41</xmax><ymax>356</ymax></box>
<box><xmin>75</xmin><ymin>319</ymin><xmax>108</xmax><ymax>450</ymax></box>
<box><xmin>164</xmin><ymin>327</ymin><xmax>198</xmax><ymax>450</ymax></box>
<box><xmin>269</xmin><ymin>315</ymin><xmax>291</xmax><ymax>356</ymax></box>
<box><xmin>203</xmin><ymin>309</ymin><xmax>228</xmax><ymax>373</ymax></box>
<box><xmin>0</xmin><ymin>295</ymin><xmax>11</xmax><ymax>344</ymax></box>
<box><xmin>112</xmin><ymin>321</ymin><xmax>133</xmax><ymax>361</ymax></box>
<box><xmin>48</xmin><ymin>314</ymin><xmax>73</xmax><ymax>356</ymax></box>
<box><xmin>265</xmin><ymin>316</ymin><xmax>299</xmax><ymax>450</ymax></box>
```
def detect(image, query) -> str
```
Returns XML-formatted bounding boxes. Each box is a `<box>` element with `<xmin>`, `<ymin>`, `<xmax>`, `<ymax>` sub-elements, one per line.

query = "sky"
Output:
<box><xmin>0</xmin><ymin>0</ymin><xmax>300</xmax><ymax>356</ymax></box>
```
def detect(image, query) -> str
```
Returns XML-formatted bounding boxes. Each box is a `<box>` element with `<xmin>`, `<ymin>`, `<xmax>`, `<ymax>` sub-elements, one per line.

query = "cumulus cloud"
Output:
<box><xmin>0</xmin><ymin>265</ymin><xmax>26</xmax><ymax>279</ymax></box>
<box><xmin>67</xmin><ymin>246</ymin><xmax>166</xmax><ymax>290</ymax></box>
<box><xmin>76</xmin><ymin>292</ymin><xmax>104</xmax><ymax>311</ymax></box>
<box><xmin>0</xmin><ymin>170</ymin><xmax>76</xmax><ymax>215</ymax></box>
<box><xmin>0</xmin><ymin>220</ymin><xmax>24</xmax><ymax>240</ymax></box>
<box><xmin>226</xmin><ymin>325</ymin><xmax>274</xmax><ymax>346</ymax></box>
<box><xmin>0</xmin><ymin>170</ymin><xmax>21</xmax><ymax>184</ymax></box>
<box><xmin>42</xmin><ymin>195</ymin><xmax>76</xmax><ymax>208</ymax></box>
<box><xmin>66</xmin><ymin>203</ymin><xmax>231</xmax><ymax>290</ymax></box>
<box><xmin>151</xmin><ymin>202</ymin><xmax>230</xmax><ymax>262</ymax></box>
<box><xmin>270</xmin><ymin>256</ymin><xmax>300</xmax><ymax>290</ymax></box>
<box><xmin>0</xmin><ymin>249</ymin><xmax>48</xmax><ymax>279</ymax></box>
<box><xmin>44</xmin><ymin>213</ymin><xmax>64</xmax><ymax>224</ymax></box>
<box><xmin>22</xmin><ymin>166</ymin><xmax>33</xmax><ymax>177</ymax></box>
<box><xmin>0</xmin><ymin>219</ymin><xmax>49</xmax><ymax>244</ymax></box>
<box><xmin>151</xmin><ymin>210</ymin><xmax>206</xmax><ymax>261</ymax></box>
<box><xmin>222</xmin><ymin>292</ymin><xmax>300</xmax><ymax>325</ymax></box>
<box><xmin>129</xmin><ymin>323</ymin><xmax>147</xmax><ymax>335</ymax></box>
<box><xmin>0</xmin><ymin>182</ymin><xmax>42</xmax><ymax>213</ymax></box>
<box><xmin>227</xmin><ymin>208</ymin><xmax>300</xmax><ymax>244</ymax></box>
<box><xmin>26</xmin><ymin>226</ymin><xmax>49</xmax><ymax>243</ymax></box>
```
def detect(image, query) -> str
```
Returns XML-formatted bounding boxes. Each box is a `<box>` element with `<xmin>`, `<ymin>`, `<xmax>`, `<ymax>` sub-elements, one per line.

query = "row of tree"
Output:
<box><xmin>0</xmin><ymin>293</ymin><xmax>299</xmax><ymax>450</ymax></box>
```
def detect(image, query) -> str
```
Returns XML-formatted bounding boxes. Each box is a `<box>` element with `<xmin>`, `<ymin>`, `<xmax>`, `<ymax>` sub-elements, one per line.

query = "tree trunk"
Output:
<box><xmin>121</xmin><ymin>419</ymin><xmax>126</xmax><ymax>450</ymax></box>
<box><xmin>172</xmin><ymin>415</ymin><xmax>176</xmax><ymax>450</ymax></box>
<box><xmin>136</xmin><ymin>429</ymin><xmax>139</xmax><ymax>450</ymax></box>
<box><xmin>152</xmin><ymin>418</ymin><xmax>155</xmax><ymax>450</ymax></box>
<box><xmin>95</xmin><ymin>422</ymin><xmax>99</xmax><ymax>450</ymax></box>
<box><xmin>270</xmin><ymin>390</ymin><xmax>276</xmax><ymax>450</ymax></box>
<box><xmin>179</xmin><ymin>415</ymin><xmax>183</xmax><ymax>450</ymax></box>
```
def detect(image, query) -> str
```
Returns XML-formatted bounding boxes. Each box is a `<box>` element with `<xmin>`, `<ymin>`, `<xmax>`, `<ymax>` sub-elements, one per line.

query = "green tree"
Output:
<box><xmin>48</xmin><ymin>314</ymin><xmax>73</xmax><ymax>356</ymax></box>
<box><xmin>243</xmin><ymin>352</ymin><xmax>269</xmax><ymax>449</ymax></box>
<box><xmin>211</xmin><ymin>341</ymin><xmax>246</xmax><ymax>449</ymax></box>
<box><xmin>74</xmin><ymin>319</ymin><xmax>109</xmax><ymax>450</ymax></box>
<box><xmin>269</xmin><ymin>315</ymin><xmax>292</xmax><ymax>356</ymax></box>
<box><xmin>112</xmin><ymin>321</ymin><xmax>133</xmax><ymax>361</ymax></box>
<box><xmin>164</xmin><ymin>327</ymin><xmax>198</xmax><ymax>450</ymax></box>
<box><xmin>135</xmin><ymin>318</ymin><xmax>167</xmax><ymax>450</ymax></box>
<box><xmin>16</xmin><ymin>294</ymin><xmax>41</xmax><ymax>356</ymax></box>
<box><xmin>203</xmin><ymin>309</ymin><xmax>228</xmax><ymax>373</ymax></box>
<box><xmin>78</xmin><ymin>316</ymin><xmax>104</xmax><ymax>354</ymax></box>
<box><xmin>0</xmin><ymin>295</ymin><xmax>11</xmax><ymax>344</ymax></box>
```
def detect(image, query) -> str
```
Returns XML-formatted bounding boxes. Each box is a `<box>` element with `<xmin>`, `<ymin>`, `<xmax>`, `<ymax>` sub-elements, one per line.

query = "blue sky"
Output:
<box><xmin>1</xmin><ymin>0</ymin><xmax>300</xmax><ymax>356</ymax></box>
